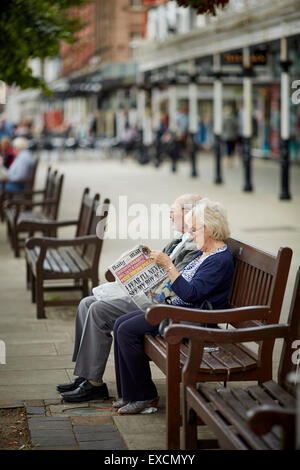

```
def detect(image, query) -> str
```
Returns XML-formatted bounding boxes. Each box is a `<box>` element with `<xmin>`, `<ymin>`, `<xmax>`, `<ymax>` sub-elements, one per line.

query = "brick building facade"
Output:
<box><xmin>60</xmin><ymin>2</ymin><xmax>97</xmax><ymax>77</ymax></box>
<box><xmin>60</xmin><ymin>0</ymin><xmax>145</xmax><ymax>78</ymax></box>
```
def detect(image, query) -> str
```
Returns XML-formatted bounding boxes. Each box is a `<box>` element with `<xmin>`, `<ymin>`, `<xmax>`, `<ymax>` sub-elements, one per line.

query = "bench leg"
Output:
<box><xmin>36</xmin><ymin>277</ymin><xmax>46</xmax><ymax>319</ymax></box>
<box><xmin>26</xmin><ymin>261</ymin><xmax>32</xmax><ymax>290</ymax></box>
<box><xmin>91</xmin><ymin>274</ymin><xmax>99</xmax><ymax>289</ymax></box>
<box><xmin>183</xmin><ymin>392</ymin><xmax>198</xmax><ymax>450</ymax></box>
<box><xmin>31</xmin><ymin>273</ymin><xmax>36</xmax><ymax>303</ymax></box>
<box><xmin>12</xmin><ymin>227</ymin><xmax>20</xmax><ymax>258</ymax></box>
<box><xmin>6</xmin><ymin>220</ymin><xmax>12</xmax><ymax>245</ymax></box>
<box><xmin>82</xmin><ymin>279</ymin><xmax>89</xmax><ymax>298</ymax></box>
<box><xmin>166</xmin><ymin>343</ymin><xmax>181</xmax><ymax>450</ymax></box>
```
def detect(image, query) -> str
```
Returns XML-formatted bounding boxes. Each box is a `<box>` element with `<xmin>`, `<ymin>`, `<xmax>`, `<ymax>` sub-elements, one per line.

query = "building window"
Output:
<box><xmin>131</xmin><ymin>0</ymin><xmax>142</xmax><ymax>7</ymax></box>
<box><xmin>130</xmin><ymin>32</ymin><xmax>142</xmax><ymax>58</ymax></box>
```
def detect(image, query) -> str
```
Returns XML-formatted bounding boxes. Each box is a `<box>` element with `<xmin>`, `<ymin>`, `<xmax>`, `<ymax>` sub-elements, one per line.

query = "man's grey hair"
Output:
<box><xmin>175</xmin><ymin>194</ymin><xmax>202</xmax><ymax>211</ymax></box>
<box><xmin>12</xmin><ymin>137</ymin><xmax>28</xmax><ymax>151</ymax></box>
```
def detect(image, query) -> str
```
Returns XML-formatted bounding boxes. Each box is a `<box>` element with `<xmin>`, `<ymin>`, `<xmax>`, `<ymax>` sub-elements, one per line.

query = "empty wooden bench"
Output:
<box><xmin>164</xmin><ymin>266</ymin><xmax>300</xmax><ymax>450</ymax></box>
<box><xmin>5</xmin><ymin>167</ymin><xmax>64</xmax><ymax>257</ymax></box>
<box><xmin>25</xmin><ymin>189</ymin><xmax>110</xmax><ymax>318</ymax></box>
<box><xmin>143</xmin><ymin>238</ymin><xmax>292</xmax><ymax>449</ymax></box>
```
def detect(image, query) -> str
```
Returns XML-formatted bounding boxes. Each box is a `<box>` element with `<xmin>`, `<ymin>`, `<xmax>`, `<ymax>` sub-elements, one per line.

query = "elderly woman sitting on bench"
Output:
<box><xmin>112</xmin><ymin>198</ymin><xmax>235</xmax><ymax>415</ymax></box>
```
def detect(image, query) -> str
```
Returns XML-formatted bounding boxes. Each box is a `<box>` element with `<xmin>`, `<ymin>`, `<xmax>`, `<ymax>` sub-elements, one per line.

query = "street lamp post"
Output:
<box><xmin>279</xmin><ymin>36</ymin><xmax>292</xmax><ymax>200</ymax></box>
<box><xmin>242</xmin><ymin>46</ymin><xmax>253</xmax><ymax>192</ymax></box>
<box><xmin>137</xmin><ymin>85</ymin><xmax>147</xmax><ymax>164</ymax></box>
<box><xmin>168</xmin><ymin>82</ymin><xmax>178</xmax><ymax>172</ymax></box>
<box><xmin>188</xmin><ymin>60</ymin><xmax>198</xmax><ymax>177</ymax></box>
<box><xmin>213</xmin><ymin>52</ymin><xmax>223</xmax><ymax>184</ymax></box>
<box><xmin>151</xmin><ymin>86</ymin><xmax>161</xmax><ymax>167</ymax></box>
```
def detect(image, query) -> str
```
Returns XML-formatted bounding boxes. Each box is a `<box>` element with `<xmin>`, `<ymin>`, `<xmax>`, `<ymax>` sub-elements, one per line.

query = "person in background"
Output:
<box><xmin>0</xmin><ymin>115</ymin><xmax>13</xmax><ymax>140</ymax></box>
<box><xmin>0</xmin><ymin>137</ymin><xmax>16</xmax><ymax>168</ymax></box>
<box><xmin>0</xmin><ymin>137</ymin><xmax>34</xmax><ymax>191</ymax></box>
<box><xmin>222</xmin><ymin>106</ymin><xmax>238</xmax><ymax>166</ymax></box>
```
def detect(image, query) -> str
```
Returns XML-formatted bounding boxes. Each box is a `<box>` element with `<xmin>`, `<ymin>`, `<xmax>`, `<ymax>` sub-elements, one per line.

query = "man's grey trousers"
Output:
<box><xmin>72</xmin><ymin>296</ymin><xmax>138</xmax><ymax>382</ymax></box>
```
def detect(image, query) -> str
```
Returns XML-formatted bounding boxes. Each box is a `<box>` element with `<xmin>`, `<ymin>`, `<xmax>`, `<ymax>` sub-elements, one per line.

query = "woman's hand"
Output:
<box><xmin>150</xmin><ymin>250</ymin><xmax>180</xmax><ymax>282</ymax></box>
<box><xmin>150</xmin><ymin>250</ymin><xmax>173</xmax><ymax>270</ymax></box>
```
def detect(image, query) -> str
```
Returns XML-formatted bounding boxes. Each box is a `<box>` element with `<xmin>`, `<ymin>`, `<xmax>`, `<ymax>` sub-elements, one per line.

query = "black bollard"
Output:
<box><xmin>214</xmin><ymin>134</ymin><xmax>222</xmax><ymax>184</ymax></box>
<box><xmin>190</xmin><ymin>133</ymin><xmax>198</xmax><ymax>178</ymax></box>
<box><xmin>242</xmin><ymin>137</ymin><xmax>253</xmax><ymax>192</ymax></box>
<box><xmin>279</xmin><ymin>138</ymin><xmax>291</xmax><ymax>200</ymax></box>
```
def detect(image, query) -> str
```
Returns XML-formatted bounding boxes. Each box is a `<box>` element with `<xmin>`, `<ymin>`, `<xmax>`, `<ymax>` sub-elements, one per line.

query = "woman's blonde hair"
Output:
<box><xmin>185</xmin><ymin>198</ymin><xmax>230</xmax><ymax>241</ymax></box>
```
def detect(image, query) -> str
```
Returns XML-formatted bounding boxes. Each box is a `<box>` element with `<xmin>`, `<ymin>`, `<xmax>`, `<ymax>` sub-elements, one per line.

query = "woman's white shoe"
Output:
<box><xmin>117</xmin><ymin>397</ymin><xmax>159</xmax><ymax>415</ymax></box>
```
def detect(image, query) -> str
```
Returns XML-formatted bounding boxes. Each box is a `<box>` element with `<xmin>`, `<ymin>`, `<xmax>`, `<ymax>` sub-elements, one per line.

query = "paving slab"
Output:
<box><xmin>28</xmin><ymin>420</ymin><xmax>72</xmax><ymax>430</ymax></box>
<box><xmin>0</xmin><ymin>385</ymin><xmax>65</xmax><ymax>401</ymax></box>
<box><xmin>70</xmin><ymin>415</ymin><xmax>113</xmax><ymax>426</ymax></box>
<box><xmin>26</xmin><ymin>406</ymin><xmax>46</xmax><ymax>415</ymax></box>
<box><xmin>6</xmin><ymin>343</ymin><xmax>58</xmax><ymax>357</ymax></box>
<box><xmin>0</xmin><ymin>369</ymin><xmax>69</xmax><ymax>385</ymax></box>
<box><xmin>1</xmin><ymin>355</ymin><xmax>74</xmax><ymax>371</ymax></box>
<box><xmin>78</xmin><ymin>440</ymin><xmax>126</xmax><ymax>450</ymax></box>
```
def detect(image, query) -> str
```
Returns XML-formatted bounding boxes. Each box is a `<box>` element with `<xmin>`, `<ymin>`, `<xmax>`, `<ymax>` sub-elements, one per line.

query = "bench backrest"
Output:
<box><xmin>23</xmin><ymin>157</ymin><xmax>39</xmax><ymax>193</ymax></box>
<box><xmin>42</xmin><ymin>170</ymin><xmax>64</xmax><ymax>219</ymax></box>
<box><xmin>75</xmin><ymin>188</ymin><xmax>98</xmax><ymax>239</ymax></box>
<box><xmin>227</xmin><ymin>238</ymin><xmax>292</xmax><ymax>326</ymax></box>
<box><xmin>278</xmin><ymin>267</ymin><xmax>300</xmax><ymax>390</ymax></box>
<box><xmin>83</xmin><ymin>197</ymin><xmax>110</xmax><ymax>267</ymax></box>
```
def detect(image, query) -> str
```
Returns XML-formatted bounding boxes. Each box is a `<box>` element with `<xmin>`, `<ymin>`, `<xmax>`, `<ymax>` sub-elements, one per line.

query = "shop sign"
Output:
<box><xmin>222</xmin><ymin>50</ymin><xmax>267</xmax><ymax>66</ymax></box>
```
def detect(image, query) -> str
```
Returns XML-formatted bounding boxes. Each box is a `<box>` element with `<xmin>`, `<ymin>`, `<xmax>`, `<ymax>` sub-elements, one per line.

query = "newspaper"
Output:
<box><xmin>108</xmin><ymin>245</ymin><xmax>168</xmax><ymax>311</ymax></box>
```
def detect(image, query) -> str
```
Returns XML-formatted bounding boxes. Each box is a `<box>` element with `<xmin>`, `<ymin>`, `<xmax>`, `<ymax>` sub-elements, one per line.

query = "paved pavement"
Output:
<box><xmin>0</xmin><ymin>150</ymin><xmax>299</xmax><ymax>450</ymax></box>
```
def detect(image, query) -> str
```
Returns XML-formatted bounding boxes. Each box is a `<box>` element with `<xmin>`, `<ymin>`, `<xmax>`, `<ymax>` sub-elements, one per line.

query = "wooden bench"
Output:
<box><xmin>25</xmin><ymin>189</ymin><xmax>110</xmax><ymax>319</ymax></box>
<box><xmin>0</xmin><ymin>156</ymin><xmax>39</xmax><ymax>221</ymax></box>
<box><xmin>143</xmin><ymin>238</ymin><xmax>292</xmax><ymax>449</ymax></box>
<box><xmin>5</xmin><ymin>168</ymin><xmax>64</xmax><ymax>257</ymax></box>
<box><xmin>164</xmin><ymin>266</ymin><xmax>300</xmax><ymax>450</ymax></box>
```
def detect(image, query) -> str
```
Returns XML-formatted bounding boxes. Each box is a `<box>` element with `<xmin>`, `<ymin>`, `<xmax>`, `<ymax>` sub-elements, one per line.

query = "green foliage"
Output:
<box><xmin>175</xmin><ymin>0</ymin><xmax>229</xmax><ymax>15</ymax></box>
<box><xmin>0</xmin><ymin>0</ymin><xmax>87</xmax><ymax>92</ymax></box>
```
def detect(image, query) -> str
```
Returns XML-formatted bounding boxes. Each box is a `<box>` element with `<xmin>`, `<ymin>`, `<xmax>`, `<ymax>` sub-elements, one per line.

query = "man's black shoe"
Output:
<box><xmin>56</xmin><ymin>377</ymin><xmax>85</xmax><ymax>393</ymax></box>
<box><xmin>61</xmin><ymin>380</ymin><xmax>109</xmax><ymax>403</ymax></box>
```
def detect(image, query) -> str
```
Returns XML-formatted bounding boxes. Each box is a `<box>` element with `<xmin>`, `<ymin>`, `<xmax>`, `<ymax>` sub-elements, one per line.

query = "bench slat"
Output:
<box><xmin>49</xmin><ymin>249</ymin><xmax>70</xmax><ymax>273</ymax></box>
<box><xmin>58</xmin><ymin>248</ymin><xmax>81</xmax><ymax>273</ymax></box>
<box><xmin>68</xmin><ymin>247</ymin><xmax>90</xmax><ymax>271</ymax></box>
<box><xmin>210</xmin><ymin>349</ymin><xmax>244</xmax><ymax>372</ymax></box>
<box><xmin>262</xmin><ymin>381</ymin><xmax>296</xmax><ymax>408</ymax></box>
<box><xmin>217</xmin><ymin>343</ymin><xmax>257</xmax><ymax>370</ymax></box>
<box><xmin>217</xmin><ymin>386</ymin><xmax>281</xmax><ymax>449</ymax></box>
<box><xmin>199</xmin><ymin>385</ymin><xmax>270</xmax><ymax>450</ymax></box>
<box><xmin>46</xmin><ymin>250</ymin><xmax>63</xmax><ymax>273</ymax></box>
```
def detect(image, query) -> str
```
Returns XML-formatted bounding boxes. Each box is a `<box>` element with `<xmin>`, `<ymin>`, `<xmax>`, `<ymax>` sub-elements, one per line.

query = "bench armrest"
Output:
<box><xmin>105</xmin><ymin>269</ymin><xmax>115</xmax><ymax>282</ymax></box>
<box><xmin>145</xmin><ymin>304</ymin><xmax>271</xmax><ymax>326</ymax></box>
<box><xmin>164</xmin><ymin>323</ymin><xmax>289</xmax><ymax>346</ymax></box>
<box><xmin>18</xmin><ymin>219</ymin><xmax>79</xmax><ymax>231</ymax></box>
<box><xmin>7</xmin><ymin>198</ymin><xmax>56</xmax><ymax>209</ymax></box>
<box><xmin>26</xmin><ymin>234</ymin><xmax>99</xmax><ymax>249</ymax></box>
<box><xmin>247</xmin><ymin>404</ymin><xmax>296</xmax><ymax>437</ymax></box>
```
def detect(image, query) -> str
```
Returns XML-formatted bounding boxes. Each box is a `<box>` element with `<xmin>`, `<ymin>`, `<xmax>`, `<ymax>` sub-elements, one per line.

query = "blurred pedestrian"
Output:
<box><xmin>0</xmin><ymin>115</ymin><xmax>13</xmax><ymax>139</ymax></box>
<box><xmin>222</xmin><ymin>106</ymin><xmax>238</xmax><ymax>166</ymax></box>
<box><xmin>0</xmin><ymin>137</ymin><xmax>16</xmax><ymax>168</ymax></box>
<box><xmin>122</xmin><ymin>121</ymin><xmax>138</xmax><ymax>158</ymax></box>
<box><xmin>0</xmin><ymin>137</ymin><xmax>34</xmax><ymax>191</ymax></box>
